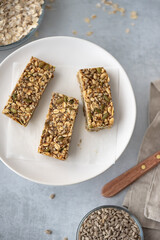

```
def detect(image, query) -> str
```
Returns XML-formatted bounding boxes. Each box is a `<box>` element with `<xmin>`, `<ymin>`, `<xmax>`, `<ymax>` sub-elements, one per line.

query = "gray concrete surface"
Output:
<box><xmin>0</xmin><ymin>0</ymin><xmax>160</xmax><ymax>239</ymax></box>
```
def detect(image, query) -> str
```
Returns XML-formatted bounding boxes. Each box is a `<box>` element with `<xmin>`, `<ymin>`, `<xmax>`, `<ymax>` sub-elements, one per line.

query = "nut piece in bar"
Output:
<box><xmin>77</xmin><ymin>67</ymin><xmax>114</xmax><ymax>131</ymax></box>
<box><xmin>38</xmin><ymin>93</ymin><xmax>79</xmax><ymax>160</ymax></box>
<box><xmin>2</xmin><ymin>57</ymin><xmax>55</xmax><ymax>126</ymax></box>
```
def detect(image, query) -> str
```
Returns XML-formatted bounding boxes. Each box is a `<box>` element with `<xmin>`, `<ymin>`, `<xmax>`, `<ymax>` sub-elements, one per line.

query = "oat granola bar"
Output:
<box><xmin>77</xmin><ymin>67</ymin><xmax>114</xmax><ymax>131</ymax></box>
<box><xmin>2</xmin><ymin>57</ymin><xmax>55</xmax><ymax>126</ymax></box>
<box><xmin>38</xmin><ymin>93</ymin><xmax>79</xmax><ymax>160</ymax></box>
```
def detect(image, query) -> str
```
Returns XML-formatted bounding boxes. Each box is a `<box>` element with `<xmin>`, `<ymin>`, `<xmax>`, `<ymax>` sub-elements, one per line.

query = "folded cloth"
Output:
<box><xmin>123</xmin><ymin>80</ymin><xmax>160</xmax><ymax>239</ymax></box>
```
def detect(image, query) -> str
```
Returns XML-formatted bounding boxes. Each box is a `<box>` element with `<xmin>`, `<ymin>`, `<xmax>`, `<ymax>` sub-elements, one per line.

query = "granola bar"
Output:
<box><xmin>38</xmin><ymin>93</ymin><xmax>79</xmax><ymax>160</ymax></box>
<box><xmin>2</xmin><ymin>57</ymin><xmax>55</xmax><ymax>126</ymax></box>
<box><xmin>77</xmin><ymin>67</ymin><xmax>114</xmax><ymax>131</ymax></box>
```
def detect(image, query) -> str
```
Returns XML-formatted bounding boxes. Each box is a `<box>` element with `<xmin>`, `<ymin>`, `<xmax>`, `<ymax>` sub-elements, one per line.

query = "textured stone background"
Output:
<box><xmin>0</xmin><ymin>0</ymin><xmax>160</xmax><ymax>239</ymax></box>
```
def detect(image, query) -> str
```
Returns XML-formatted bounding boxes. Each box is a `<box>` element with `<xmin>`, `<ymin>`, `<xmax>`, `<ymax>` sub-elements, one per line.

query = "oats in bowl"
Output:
<box><xmin>0</xmin><ymin>0</ymin><xmax>44</xmax><ymax>47</ymax></box>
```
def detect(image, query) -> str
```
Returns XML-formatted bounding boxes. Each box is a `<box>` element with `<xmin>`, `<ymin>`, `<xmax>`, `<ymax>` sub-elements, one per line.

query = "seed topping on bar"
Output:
<box><xmin>77</xmin><ymin>67</ymin><xmax>114</xmax><ymax>131</ymax></box>
<box><xmin>2</xmin><ymin>57</ymin><xmax>55</xmax><ymax>126</ymax></box>
<box><xmin>38</xmin><ymin>93</ymin><xmax>79</xmax><ymax>160</ymax></box>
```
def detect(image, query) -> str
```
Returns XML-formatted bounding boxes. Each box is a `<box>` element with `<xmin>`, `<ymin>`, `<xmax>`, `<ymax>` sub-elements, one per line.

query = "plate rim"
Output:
<box><xmin>0</xmin><ymin>36</ymin><xmax>136</xmax><ymax>185</ymax></box>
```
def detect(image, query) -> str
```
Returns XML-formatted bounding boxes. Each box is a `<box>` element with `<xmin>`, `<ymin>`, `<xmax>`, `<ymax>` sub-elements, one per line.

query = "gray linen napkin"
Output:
<box><xmin>123</xmin><ymin>80</ymin><xmax>160</xmax><ymax>239</ymax></box>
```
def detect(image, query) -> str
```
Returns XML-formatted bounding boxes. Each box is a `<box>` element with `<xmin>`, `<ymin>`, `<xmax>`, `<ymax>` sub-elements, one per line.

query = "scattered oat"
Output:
<box><xmin>108</xmin><ymin>10</ymin><xmax>117</xmax><ymax>14</ymax></box>
<box><xmin>86</xmin><ymin>31</ymin><xmax>93</xmax><ymax>36</ymax></box>
<box><xmin>80</xmin><ymin>139</ymin><xmax>82</xmax><ymax>143</ymax></box>
<box><xmin>84</xmin><ymin>18</ymin><xmax>90</xmax><ymax>23</ymax></box>
<box><xmin>125</xmin><ymin>28</ymin><xmax>130</xmax><ymax>33</ymax></box>
<box><xmin>91</xmin><ymin>14</ymin><xmax>97</xmax><ymax>19</ymax></box>
<box><xmin>49</xmin><ymin>0</ymin><xmax>55</xmax><ymax>2</ymax></box>
<box><xmin>64</xmin><ymin>238</ymin><xmax>68</xmax><ymax>240</ymax></box>
<box><xmin>119</xmin><ymin>7</ymin><xmax>125</xmax><ymax>16</ymax></box>
<box><xmin>50</xmin><ymin>193</ymin><xmax>55</xmax><ymax>199</ymax></box>
<box><xmin>45</xmin><ymin>4</ymin><xmax>52</xmax><ymax>9</ymax></box>
<box><xmin>45</xmin><ymin>230</ymin><xmax>52</xmax><ymax>235</ymax></box>
<box><xmin>131</xmin><ymin>22</ymin><xmax>135</xmax><ymax>26</ymax></box>
<box><xmin>72</xmin><ymin>30</ymin><xmax>77</xmax><ymax>35</ymax></box>
<box><xmin>34</xmin><ymin>31</ymin><xmax>39</xmax><ymax>38</ymax></box>
<box><xmin>113</xmin><ymin>3</ymin><xmax>125</xmax><ymax>15</ymax></box>
<box><xmin>130</xmin><ymin>11</ymin><xmax>138</xmax><ymax>19</ymax></box>
<box><xmin>103</xmin><ymin>0</ymin><xmax>113</xmax><ymax>6</ymax></box>
<box><xmin>96</xmin><ymin>3</ymin><xmax>101</xmax><ymax>8</ymax></box>
<box><xmin>101</xmin><ymin>0</ymin><xmax>125</xmax><ymax>16</ymax></box>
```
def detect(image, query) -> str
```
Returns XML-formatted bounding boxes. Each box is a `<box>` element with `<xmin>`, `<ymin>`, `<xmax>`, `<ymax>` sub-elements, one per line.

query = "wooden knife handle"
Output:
<box><xmin>102</xmin><ymin>151</ymin><xmax>160</xmax><ymax>198</ymax></box>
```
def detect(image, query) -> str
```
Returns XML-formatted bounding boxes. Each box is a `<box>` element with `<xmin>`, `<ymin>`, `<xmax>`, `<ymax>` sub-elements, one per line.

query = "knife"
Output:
<box><xmin>102</xmin><ymin>151</ymin><xmax>160</xmax><ymax>198</ymax></box>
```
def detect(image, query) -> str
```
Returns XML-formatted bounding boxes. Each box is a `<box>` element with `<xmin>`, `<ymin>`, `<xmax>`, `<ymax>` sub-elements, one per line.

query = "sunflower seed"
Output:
<box><xmin>50</xmin><ymin>193</ymin><xmax>56</xmax><ymax>199</ymax></box>
<box><xmin>79</xmin><ymin>208</ymin><xmax>141</xmax><ymax>240</ymax></box>
<box><xmin>45</xmin><ymin>229</ymin><xmax>52</xmax><ymax>234</ymax></box>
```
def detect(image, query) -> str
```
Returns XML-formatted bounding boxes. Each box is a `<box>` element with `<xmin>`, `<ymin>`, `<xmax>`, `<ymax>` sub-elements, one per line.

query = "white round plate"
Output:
<box><xmin>0</xmin><ymin>37</ymin><xmax>136</xmax><ymax>185</ymax></box>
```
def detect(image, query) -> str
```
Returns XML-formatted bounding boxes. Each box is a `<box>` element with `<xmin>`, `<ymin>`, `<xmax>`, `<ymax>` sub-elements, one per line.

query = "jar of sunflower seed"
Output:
<box><xmin>77</xmin><ymin>206</ymin><xmax>144</xmax><ymax>240</ymax></box>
